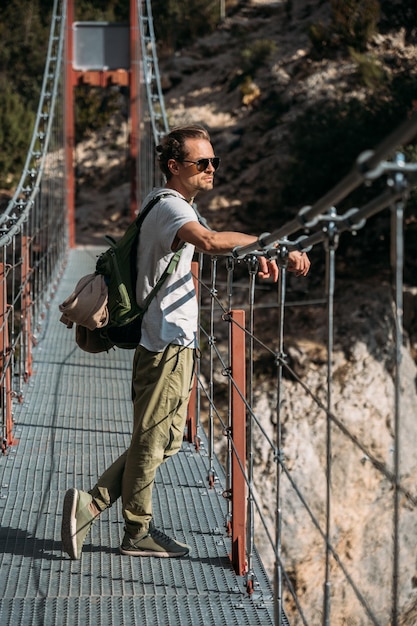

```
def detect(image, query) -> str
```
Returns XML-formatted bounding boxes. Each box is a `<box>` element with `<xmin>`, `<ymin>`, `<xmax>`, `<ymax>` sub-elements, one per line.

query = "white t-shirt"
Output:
<box><xmin>135</xmin><ymin>188</ymin><xmax>199</xmax><ymax>352</ymax></box>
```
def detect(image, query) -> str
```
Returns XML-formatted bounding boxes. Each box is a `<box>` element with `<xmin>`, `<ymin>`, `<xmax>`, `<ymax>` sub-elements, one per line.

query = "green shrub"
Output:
<box><xmin>152</xmin><ymin>0</ymin><xmax>236</xmax><ymax>52</ymax></box>
<box><xmin>330</xmin><ymin>0</ymin><xmax>380</xmax><ymax>51</ymax></box>
<box><xmin>307</xmin><ymin>21</ymin><xmax>333</xmax><ymax>55</ymax></box>
<box><xmin>75</xmin><ymin>86</ymin><xmax>121</xmax><ymax>143</ymax></box>
<box><xmin>240</xmin><ymin>39</ymin><xmax>277</xmax><ymax>75</ymax></box>
<box><xmin>349</xmin><ymin>48</ymin><xmax>387</xmax><ymax>90</ymax></box>
<box><xmin>74</xmin><ymin>0</ymin><xmax>129</xmax><ymax>21</ymax></box>
<box><xmin>0</xmin><ymin>79</ymin><xmax>34</xmax><ymax>189</ymax></box>
<box><xmin>308</xmin><ymin>0</ymin><xmax>381</xmax><ymax>57</ymax></box>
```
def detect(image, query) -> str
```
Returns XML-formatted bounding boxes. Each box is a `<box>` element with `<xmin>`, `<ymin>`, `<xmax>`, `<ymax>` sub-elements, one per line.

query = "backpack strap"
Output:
<box><xmin>136</xmin><ymin>191</ymin><xmax>176</xmax><ymax>226</ymax></box>
<box><xmin>140</xmin><ymin>245</ymin><xmax>185</xmax><ymax>316</ymax></box>
<box><xmin>102</xmin><ymin>192</ymin><xmax>175</xmax><ymax>249</ymax></box>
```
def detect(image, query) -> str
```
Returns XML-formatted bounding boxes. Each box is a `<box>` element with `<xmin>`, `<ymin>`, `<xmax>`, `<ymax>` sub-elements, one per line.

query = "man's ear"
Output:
<box><xmin>168</xmin><ymin>158</ymin><xmax>179</xmax><ymax>176</ymax></box>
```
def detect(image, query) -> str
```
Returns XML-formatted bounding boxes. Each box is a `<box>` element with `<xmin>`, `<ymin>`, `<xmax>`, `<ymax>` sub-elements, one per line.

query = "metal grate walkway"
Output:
<box><xmin>0</xmin><ymin>247</ymin><xmax>275</xmax><ymax>626</ymax></box>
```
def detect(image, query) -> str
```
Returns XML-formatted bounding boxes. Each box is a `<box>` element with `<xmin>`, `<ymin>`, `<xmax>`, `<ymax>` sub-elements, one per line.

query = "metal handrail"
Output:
<box><xmin>138</xmin><ymin>0</ymin><xmax>170</xmax><ymax>146</ymax></box>
<box><xmin>0</xmin><ymin>0</ymin><xmax>67</xmax><ymax>245</ymax></box>
<box><xmin>0</xmin><ymin>0</ymin><xmax>67</xmax><ymax>451</ymax></box>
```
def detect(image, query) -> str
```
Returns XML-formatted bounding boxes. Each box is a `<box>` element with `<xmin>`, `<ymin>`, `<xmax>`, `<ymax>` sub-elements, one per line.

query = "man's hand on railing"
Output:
<box><xmin>257</xmin><ymin>256</ymin><xmax>279</xmax><ymax>281</ymax></box>
<box><xmin>287</xmin><ymin>250</ymin><xmax>310</xmax><ymax>277</ymax></box>
<box><xmin>257</xmin><ymin>250</ymin><xmax>310</xmax><ymax>281</ymax></box>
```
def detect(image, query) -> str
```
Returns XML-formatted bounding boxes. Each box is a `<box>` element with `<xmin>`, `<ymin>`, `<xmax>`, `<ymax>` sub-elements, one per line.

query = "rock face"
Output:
<box><xmin>73</xmin><ymin>1</ymin><xmax>417</xmax><ymax>622</ymax></box>
<box><xmin>246</xmin><ymin>281</ymin><xmax>417</xmax><ymax>624</ymax></box>
<box><xmin>74</xmin><ymin>114</ymin><xmax>131</xmax><ymax>245</ymax></box>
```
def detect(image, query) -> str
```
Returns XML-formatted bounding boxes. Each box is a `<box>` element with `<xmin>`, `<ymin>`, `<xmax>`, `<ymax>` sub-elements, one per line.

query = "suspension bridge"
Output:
<box><xmin>1</xmin><ymin>1</ymin><xmax>417</xmax><ymax>625</ymax></box>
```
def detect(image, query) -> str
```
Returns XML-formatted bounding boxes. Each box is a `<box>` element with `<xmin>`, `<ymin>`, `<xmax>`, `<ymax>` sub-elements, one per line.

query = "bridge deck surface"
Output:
<box><xmin>0</xmin><ymin>247</ymin><xmax>275</xmax><ymax>626</ymax></box>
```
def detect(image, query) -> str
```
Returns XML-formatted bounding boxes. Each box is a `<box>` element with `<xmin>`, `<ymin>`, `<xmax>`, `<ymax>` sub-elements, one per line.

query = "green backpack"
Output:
<box><xmin>95</xmin><ymin>192</ymin><xmax>182</xmax><ymax>349</ymax></box>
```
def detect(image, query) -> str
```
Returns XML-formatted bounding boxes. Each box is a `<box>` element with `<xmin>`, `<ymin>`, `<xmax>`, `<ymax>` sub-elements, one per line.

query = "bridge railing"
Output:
<box><xmin>136</xmin><ymin>0</ymin><xmax>169</xmax><ymax>203</ymax></box>
<box><xmin>0</xmin><ymin>0</ymin><xmax>67</xmax><ymax>452</ymax></box>
<box><xmin>187</xmin><ymin>118</ymin><xmax>417</xmax><ymax>625</ymax></box>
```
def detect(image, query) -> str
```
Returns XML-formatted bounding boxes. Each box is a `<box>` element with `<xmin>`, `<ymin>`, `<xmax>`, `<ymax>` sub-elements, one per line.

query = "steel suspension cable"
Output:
<box><xmin>390</xmin><ymin>154</ymin><xmax>406</xmax><ymax>626</ymax></box>
<box><xmin>274</xmin><ymin>247</ymin><xmax>288</xmax><ymax>626</ymax></box>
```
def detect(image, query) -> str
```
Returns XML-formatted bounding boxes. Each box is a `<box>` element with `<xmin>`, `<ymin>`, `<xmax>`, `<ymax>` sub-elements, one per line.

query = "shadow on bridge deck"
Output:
<box><xmin>0</xmin><ymin>247</ymin><xmax>274</xmax><ymax>626</ymax></box>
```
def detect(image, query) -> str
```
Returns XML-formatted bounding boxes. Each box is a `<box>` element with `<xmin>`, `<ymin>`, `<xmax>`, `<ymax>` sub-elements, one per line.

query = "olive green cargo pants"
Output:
<box><xmin>90</xmin><ymin>344</ymin><xmax>195</xmax><ymax>537</ymax></box>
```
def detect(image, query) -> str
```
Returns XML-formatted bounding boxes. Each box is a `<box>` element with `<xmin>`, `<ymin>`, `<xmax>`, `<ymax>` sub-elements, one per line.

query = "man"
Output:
<box><xmin>61</xmin><ymin>125</ymin><xmax>310</xmax><ymax>560</ymax></box>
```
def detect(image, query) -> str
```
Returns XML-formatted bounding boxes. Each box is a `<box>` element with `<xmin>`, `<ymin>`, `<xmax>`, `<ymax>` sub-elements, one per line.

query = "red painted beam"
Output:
<box><xmin>230</xmin><ymin>309</ymin><xmax>247</xmax><ymax>576</ymax></box>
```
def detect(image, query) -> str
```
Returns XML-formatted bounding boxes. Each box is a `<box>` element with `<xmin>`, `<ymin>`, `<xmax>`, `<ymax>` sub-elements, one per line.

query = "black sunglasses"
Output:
<box><xmin>181</xmin><ymin>157</ymin><xmax>220</xmax><ymax>172</ymax></box>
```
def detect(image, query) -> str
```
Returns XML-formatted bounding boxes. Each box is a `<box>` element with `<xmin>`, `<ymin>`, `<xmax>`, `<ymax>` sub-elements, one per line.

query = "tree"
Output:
<box><xmin>0</xmin><ymin>78</ymin><xmax>34</xmax><ymax>188</ymax></box>
<box><xmin>0</xmin><ymin>0</ymin><xmax>51</xmax><ymax>107</ymax></box>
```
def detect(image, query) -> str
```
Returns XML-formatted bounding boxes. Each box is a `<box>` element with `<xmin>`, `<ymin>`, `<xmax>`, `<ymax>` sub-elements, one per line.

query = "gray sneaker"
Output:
<box><xmin>120</xmin><ymin>523</ymin><xmax>190</xmax><ymax>557</ymax></box>
<box><xmin>61</xmin><ymin>488</ymin><xmax>98</xmax><ymax>559</ymax></box>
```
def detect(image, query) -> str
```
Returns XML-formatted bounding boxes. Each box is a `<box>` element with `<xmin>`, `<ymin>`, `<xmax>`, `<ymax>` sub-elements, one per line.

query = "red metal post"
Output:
<box><xmin>21</xmin><ymin>236</ymin><xmax>33</xmax><ymax>381</ymax></box>
<box><xmin>230</xmin><ymin>309</ymin><xmax>247</xmax><ymax>576</ymax></box>
<box><xmin>130</xmin><ymin>0</ymin><xmax>139</xmax><ymax>218</ymax></box>
<box><xmin>73</xmin><ymin>71</ymin><xmax>129</xmax><ymax>88</ymax></box>
<box><xmin>0</xmin><ymin>263</ymin><xmax>16</xmax><ymax>451</ymax></box>
<box><xmin>186</xmin><ymin>372</ymin><xmax>198</xmax><ymax>445</ymax></box>
<box><xmin>186</xmin><ymin>261</ymin><xmax>199</xmax><ymax>444</ymax></box>
<box><xmin>65</xmin><ymin>0</ymin><xmax>76</xmax><ymax>248</ymax></box>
